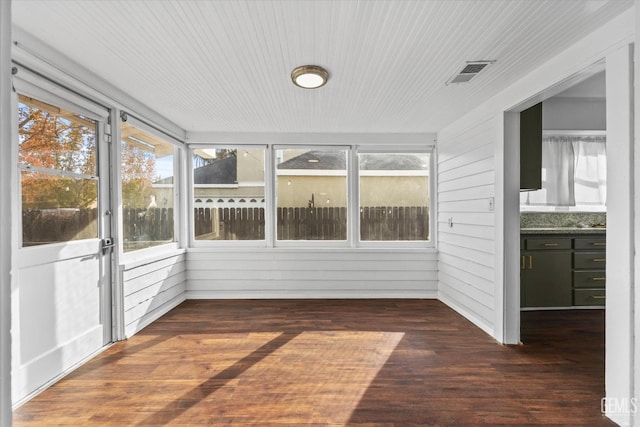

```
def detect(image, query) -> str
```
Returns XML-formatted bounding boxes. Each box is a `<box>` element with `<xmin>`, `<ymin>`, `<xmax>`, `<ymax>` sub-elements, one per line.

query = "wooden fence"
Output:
<box><xmin>194</xmin><ymin>206</ymin><xmax>428</xmax><ymax>241</ymax></box>
<box><xmin>23</xmin><ymin>206</ymin><xmax>428</xmax><ymax>245</ymax></box>
<box><xmin>123</xmin><ymin>207</ymin><xmax>174</xmax><ymax>242</ymax></box>
<box><xmin>22</xmin><ymin>208</ymin><xmax>97</xmax><ymax>246</ymax></box>
<box><xmin>360</xmin><ymin>206</ymin><xmax>428</xmax><ymax>241</ymax></box>
<box><xmin>194</xmin><ymin>207</ymin><xmax>265</xmax><ymax>240</ymax></box>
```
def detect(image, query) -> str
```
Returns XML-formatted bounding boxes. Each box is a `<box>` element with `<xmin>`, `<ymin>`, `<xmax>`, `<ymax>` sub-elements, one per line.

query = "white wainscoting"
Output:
<box><xmin>187</xmin><ymin>248</ymin><xmax>438</xmax><ymax>299</ymax></box>
<box><xmin>121</xmin><ymin>251</ymin><xmax>187</xmax><ymax>338</ymax></box>
<box><xmin>437</xmin><ymin>118</ymin><xmax>497</xmax><ymax>336</ymax></box>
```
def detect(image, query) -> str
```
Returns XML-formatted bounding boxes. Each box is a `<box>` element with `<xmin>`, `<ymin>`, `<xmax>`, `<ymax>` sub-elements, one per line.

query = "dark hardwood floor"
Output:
<box><xmin>13</xmin><ymin>300</ymin><xmax>613</xmax><ymax>426</ymax></box>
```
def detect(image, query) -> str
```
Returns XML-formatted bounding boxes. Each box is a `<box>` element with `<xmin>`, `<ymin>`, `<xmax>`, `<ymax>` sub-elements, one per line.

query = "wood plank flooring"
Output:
<box><xmin>13</xmin><ymin>300</ymin><xmax>614</xmax><ymax>426</ymax></box>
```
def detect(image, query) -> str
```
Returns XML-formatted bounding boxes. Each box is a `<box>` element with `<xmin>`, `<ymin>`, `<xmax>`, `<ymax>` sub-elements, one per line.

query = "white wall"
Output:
<box><xmin>605</xmin><ymin>43</ymin><xmax>634</xmax><ymax>427</ymax></box>
<box><xmin>437</xmin><ymin>118</ymin><xmax>498</xmax><ymax>336</ymax></box>
<box><xmin>0</xmin><ymin>0</ymin><xmax>12</xmax><ymax>424</ymax></box>
<box><xmin>121</xmin><ymin>251</ymin><xmax>187</xmax><ymax>338</ymax></box>
<box><xmin>543</xmin><ymin>97</ymin><xmax>606</xmax><ymax>130</ymax></box>
<box><xmin>437</xmin><ymin>7</ymin><xmax>636</xmax><ymax>425</ymax></box>
<box><xmin>187</xmin><ymin>248</ymin><xmax>437</xmax><ymax>299</ymax></box>
<box><xmin>436</xmin><ymin>4</ymin><xmax>633</xmax><ymax>343</ymax></box>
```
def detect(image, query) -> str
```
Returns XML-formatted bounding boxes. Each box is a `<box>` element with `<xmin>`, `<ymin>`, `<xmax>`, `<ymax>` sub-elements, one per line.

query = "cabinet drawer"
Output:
<box><xmin>574</xmin><ymin>289</ymin><xmax>606</xmax><ymax>306</ymax></box>
<box><xmin>574</xmin><ymin>252</ymin><xmax>607</xmax><ymax>269</ymax></box>
<box><xmin>525</xmin><ymin>238</ymin><xmax>571</xmax><ymax>250</ymax></box>
<box><xmin>573</xmin><ymin>271</ymin><xmax>606</xmax><ymax>288</ymax></box>
<box><xmin>574</xmin><ymin>238</ymin><xmax>606</xmax><ymax>250</ymax></box>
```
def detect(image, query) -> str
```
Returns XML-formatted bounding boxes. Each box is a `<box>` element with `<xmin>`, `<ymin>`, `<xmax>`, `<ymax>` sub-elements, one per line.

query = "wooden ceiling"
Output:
<box><xmin>11</xmin><ymin>0</ymin><xmax>633</xmax><ymax>134</ymax></box>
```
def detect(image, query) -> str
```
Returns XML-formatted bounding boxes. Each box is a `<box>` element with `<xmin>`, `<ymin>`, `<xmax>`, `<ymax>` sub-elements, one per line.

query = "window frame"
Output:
<box><xmin>273</xmin><ymin>145</ymin><xmax>351</xmax><ymax>248</ymax></box>
<box><xmin>15</xmin><ymin>87</ymin><xmax>107</xmax><ymax>249</ymax></box>
<box><xmin>354</xmin><ymin>146</ymin><xmax>434</xmax><ymax>249</ymax></box>
<box><xmin>189</xmin><ymin>144</ymin><xmax>270</xmax><ymax>248</ymax></box>
<box><xmin>118</xmin><ymin>112</ymin><xmax>184</xmax><ymax>258</ymax></box>
<box><xmin>188</xmin><ymin>143</ymin><xmax>435</xmax><ymax>249</ymax></box>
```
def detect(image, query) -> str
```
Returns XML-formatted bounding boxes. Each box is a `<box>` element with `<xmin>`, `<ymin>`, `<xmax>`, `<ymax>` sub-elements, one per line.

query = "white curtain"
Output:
<box><xmin>521</xmin><ymin>135</ymin><xmax>606</xmax><ymax>207</ymax></box>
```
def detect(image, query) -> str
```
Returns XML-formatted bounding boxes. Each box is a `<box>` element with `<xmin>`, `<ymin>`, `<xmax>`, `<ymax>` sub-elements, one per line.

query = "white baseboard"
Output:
<box><xmin>124</xmin><ymin>293</ymin><xmax>187</xmax><ymax>338</ymax></box>
<box><xmin>438</xmin><ymin>292</ymin><xmax>495</xmax><ymax>338</ymax></box>
<box><xmin>186</xmin><ymin>290</ymin><xmax>438</xmax><ymax>299</ymax></box>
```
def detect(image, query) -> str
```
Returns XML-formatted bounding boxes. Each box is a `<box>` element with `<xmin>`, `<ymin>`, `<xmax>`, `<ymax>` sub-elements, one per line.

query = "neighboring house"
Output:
<box><xmin>159</xmin><ymin>150</ymin><xmax>429</xmax><ymax>209</ymax></box>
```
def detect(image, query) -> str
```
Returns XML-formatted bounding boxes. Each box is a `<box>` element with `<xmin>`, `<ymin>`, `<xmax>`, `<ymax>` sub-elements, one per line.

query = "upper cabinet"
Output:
<box><xmin>520</xmin><ymin>102</ymin><xmax>542</xmax><ymax>191</ymax></box>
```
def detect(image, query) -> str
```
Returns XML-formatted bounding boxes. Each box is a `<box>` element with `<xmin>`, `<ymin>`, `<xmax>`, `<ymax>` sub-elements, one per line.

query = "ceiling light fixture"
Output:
<box><xmin>291</xmin><ymin>65</ymin><xmax>329</xmax><ymax>89</ymax></box>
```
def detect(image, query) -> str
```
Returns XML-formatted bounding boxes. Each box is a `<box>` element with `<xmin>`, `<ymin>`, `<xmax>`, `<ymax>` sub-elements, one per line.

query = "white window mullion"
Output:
<box><xmin>348</xmin><ymin>146</ymin><xmax>359</xmax><ymax>248</ymax></box>
<box><xmin>265</xmin><ymin>145</ymin><xmax>275</xmax><ymax>247</ymax></box>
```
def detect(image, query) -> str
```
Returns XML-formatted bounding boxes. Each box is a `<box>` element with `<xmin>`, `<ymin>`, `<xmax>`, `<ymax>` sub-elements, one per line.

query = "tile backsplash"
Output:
<box><xmin>520</xmin><ymin>212</ymin><xmax>606</xmax><ymax>228</ymax></box>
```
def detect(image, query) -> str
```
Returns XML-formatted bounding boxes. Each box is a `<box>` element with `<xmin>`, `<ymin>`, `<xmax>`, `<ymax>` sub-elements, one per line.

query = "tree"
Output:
<box><xmin>18</xmin><ymin>97</ymin><xmax>98</xmax><ymax>209</ymax></box>
<box><xmin>19</xmin><ymin>96</ymin><xmax>160</xmax><ymax>210</ymax></box>
<box><xmin>121</xmin><ymin>141</ymin><xmax>157</xmax><ymax>208</ymax></box>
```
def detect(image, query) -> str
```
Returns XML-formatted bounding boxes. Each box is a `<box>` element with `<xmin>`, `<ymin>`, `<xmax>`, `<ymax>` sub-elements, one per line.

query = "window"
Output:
<box><xmin>520</xmin><ymin>135</ymin><xmax>606</xmax><ymax>210</ymax></box>
<box><xmin>276</xmin><ymin>147</ymin><xmax>348</xmax><ymax>241</ymax></box>
<box><xmin>18</xmin><ymin>95</ymin><xmax>98</xmax><ymax>247</ymax></box>
<box><xmin>358</xmin><ymin>152</ymin><xmax>430</xmax><ymax>241</ymax></box>
<box><xmin>190</xmin><ymin>145</ymin><xmax>433</xmax><ymax>246</ymax></box>
<box><xmin>121</xmin><ymin>119</ymin><xmax>175</xmax><ymax>252</ymax></box>
<box><xmin>192</xmin><ymin>147</ymin><xmax>265</xmax><ymax>241</ymax></box>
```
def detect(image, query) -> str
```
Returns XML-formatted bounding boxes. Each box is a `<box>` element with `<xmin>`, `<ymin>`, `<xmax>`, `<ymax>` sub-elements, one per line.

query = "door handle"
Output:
<box><xmin>528</xmin><ymin>255</ymin><xmax>533</xmax><ymax>269</ymax></box>
<box><xmin>592</xmin><ymin>258</ymin><xmax>606</xmax><ymax>262</ymax></box>
<box><xmin>543</xmin><ymin>243</ymin><xmax>558</xmax><ymax>247</ymax></box>
<box><xmin>521</xmin><ymin>255</ymin><xmax>525</xmax><ymax>270</ymax></box>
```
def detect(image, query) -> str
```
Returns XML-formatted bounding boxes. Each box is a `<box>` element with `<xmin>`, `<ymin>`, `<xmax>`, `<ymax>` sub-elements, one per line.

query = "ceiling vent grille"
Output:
<box><xmin>446</xmin><ymin>60</ymin><xmax>496</xmax><ymax>85</ymax></box>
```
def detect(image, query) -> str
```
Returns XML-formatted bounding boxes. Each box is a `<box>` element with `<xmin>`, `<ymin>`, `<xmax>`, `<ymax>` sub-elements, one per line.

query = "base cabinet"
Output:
<box><xmin>521</xmin><ymin>238</ymin><xmax>572</xmax><ymax>308</ymax></box>
<box><xmin>521</xmin><ymin>234</ymin><xmax>605</xmax><ymax>308</ymax></box>
<box><xmin>572</xmin><ymin>237</ymin><xmax>606</xmax><ymax>306</ymax></box>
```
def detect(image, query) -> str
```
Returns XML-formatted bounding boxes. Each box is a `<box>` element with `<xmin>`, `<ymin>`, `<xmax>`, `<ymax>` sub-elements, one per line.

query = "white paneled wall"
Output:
<box><xmin>187</xmin><ymin>249</ymin><xmax>437</xmax><ymax>299</ymax></box>
<box><xmin>437</xmin><ymin>118</ymin><xmax>497</xmax><ymax>336</ymax></box>
<box><xmin>122</xmin><ymin>252</ymin><xmax>187</xmax><ymax>338</ymax></box>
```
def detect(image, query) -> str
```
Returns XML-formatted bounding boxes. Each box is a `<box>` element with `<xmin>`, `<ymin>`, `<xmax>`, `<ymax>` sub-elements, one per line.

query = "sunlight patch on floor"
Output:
<box><xmin>174</xmin><ymin>331</ymin><xmax>405</xmax><ymax>425</ymax></box>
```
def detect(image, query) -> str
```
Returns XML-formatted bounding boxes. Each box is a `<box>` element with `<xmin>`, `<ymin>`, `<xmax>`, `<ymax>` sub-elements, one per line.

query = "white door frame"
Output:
<box><xmin>10</xmin><ymin>77</ymin><xmax>114</xmax><ymax>405</ymax></box>
<box><xmin>502</xmin><ymin>47</ymin><xmax>635</xmax><ymax>426</ymax></box>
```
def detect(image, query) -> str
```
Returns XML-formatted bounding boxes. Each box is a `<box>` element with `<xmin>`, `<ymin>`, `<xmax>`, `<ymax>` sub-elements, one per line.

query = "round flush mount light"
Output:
<box><xmin>291</xmin><ymin>65</ymin><xmax>329</xmax><ymax>89</ymax></box>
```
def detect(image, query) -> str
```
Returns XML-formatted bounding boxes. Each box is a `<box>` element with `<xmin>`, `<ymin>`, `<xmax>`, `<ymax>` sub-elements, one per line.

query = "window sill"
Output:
<box><xmin>120</xmin><ymin>242</ymin><xmax>185</xmax><ymax>270</ymax></box>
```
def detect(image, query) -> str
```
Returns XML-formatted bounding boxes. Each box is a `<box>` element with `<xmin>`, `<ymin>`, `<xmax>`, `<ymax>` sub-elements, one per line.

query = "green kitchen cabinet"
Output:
<box><xmin>520</xmin><ymin>102</ymin><xmax>542</xmax><ymax>191</ymax></box>
<box><xmin>521</xmin><ymin>238</ymin><xmax>572</xmax><ymax>307</ymax></box>
<box><xmin>572</xmin><ymin>237</ymin><xmax>606</xmax><ymax>307</ymax></box>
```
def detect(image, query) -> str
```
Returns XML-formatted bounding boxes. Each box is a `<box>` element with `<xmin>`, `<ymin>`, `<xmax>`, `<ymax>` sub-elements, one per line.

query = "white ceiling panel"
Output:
<box><xmin>11</xmin><ymin>0</ymin><xmax>633</xmax><ymax>133</ymax></box>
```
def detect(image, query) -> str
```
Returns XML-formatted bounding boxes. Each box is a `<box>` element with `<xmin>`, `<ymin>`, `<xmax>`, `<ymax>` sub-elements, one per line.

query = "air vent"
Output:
<box><xmin>446</xmin><ymin>60</ymin><xmax>496</xmax><ymax>85</ymax></box>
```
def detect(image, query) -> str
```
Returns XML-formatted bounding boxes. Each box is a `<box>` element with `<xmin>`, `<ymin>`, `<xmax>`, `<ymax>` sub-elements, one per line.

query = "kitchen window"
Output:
<box><xmin>521</xmin><ymin>134</ymin><xmax>606</xmax><ymax>211</ymax></box>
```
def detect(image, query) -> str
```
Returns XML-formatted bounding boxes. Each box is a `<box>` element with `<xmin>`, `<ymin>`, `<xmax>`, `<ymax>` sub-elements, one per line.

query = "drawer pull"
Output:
<box><xmin>592</xmin><ymin>258</ymin><xmax>606</xmax><ymax>262</ymax></box>
<box><xmin>591</xmin><ymin>277</ymin><xmax>606</xmax><ymax>281</ymax></box>
<box><xmin>591</xmin><ymin>295</ymin><xmax>606</xmax><ymax>300</ymax></box>
<box><xmin>543</xmin><ymin>243</ymin><xmax>558</xmax><ymax>247</ymax></box>
<box><xmin>592</xmin><ymin>242</ymin><xmax>606</xmax><ymax>246</ymax></box>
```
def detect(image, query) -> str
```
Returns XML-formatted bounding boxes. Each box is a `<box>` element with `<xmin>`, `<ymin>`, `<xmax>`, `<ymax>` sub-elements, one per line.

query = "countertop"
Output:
<box><xmin>520</xmin><ymin>227</ymin><xmax>606</xmax><ymax>235</ymax></box>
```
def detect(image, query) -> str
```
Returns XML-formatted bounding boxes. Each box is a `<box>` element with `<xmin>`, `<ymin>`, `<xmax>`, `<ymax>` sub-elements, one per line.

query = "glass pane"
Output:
<box><xmin>121</xmin><ymin>121</ymin><xmax>175</xmax><ymax>252</ymax></box>
<box><xmin>21</xmin><ymin>171</ymin><xmax>98</xmax><ymax>246</ymax></box>
<box><xmin>18</xmin><ymin>95</ymin><xmax>97</xmax><ymax>175</ymax></box>
<box><xmin>359</xmin><ymin>153</ymin><xmax>430</xmax><ymax>241</ymax></box>
<box><xmin>276</xmin><ymin>148</ymin><xmax>347</xmax><ymax>241</ymax></box>
<box><xmin>192</xmin><ymin>148</ymin><xmax>265</xmax><ymax>240</ymax></box>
